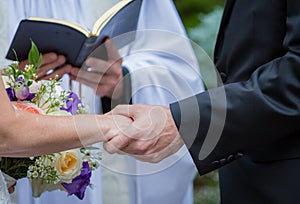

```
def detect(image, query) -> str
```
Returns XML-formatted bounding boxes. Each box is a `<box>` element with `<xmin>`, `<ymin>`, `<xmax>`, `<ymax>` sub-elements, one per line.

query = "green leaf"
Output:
<box><xmin>28</xmin><ymin>40</ymin><xmax>42</xmax><ymax>69</ymax></box>
<box><xmin>12</xmin><ymin>49</ymin><xmax>19</xmax><ymax>62</ymax></box>
<box><xmin>82</xmin><ymin>146</ymin><xmax>100</xmax><ymax>150</ymax></box>
<box><xmin>23</xmin><ymin>74</ymin><xmax>29</xmax><ymax>83</ymax></box>
<box><xmin>37</xmin><ymin>53</ymin><xmax>43</xmax><ymax>69</ymax></box>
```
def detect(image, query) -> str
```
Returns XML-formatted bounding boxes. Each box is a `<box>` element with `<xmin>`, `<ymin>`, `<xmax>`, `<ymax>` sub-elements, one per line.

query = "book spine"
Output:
<box><xmin>74</xmin><ymin>37</ymin><xmax>97</xmax><ymax>67</ymax></box>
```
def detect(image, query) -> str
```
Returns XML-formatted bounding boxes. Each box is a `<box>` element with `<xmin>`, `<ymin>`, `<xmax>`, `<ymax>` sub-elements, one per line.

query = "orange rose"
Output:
<box><xmin>12</xmin><ymin>102</ymin><xmax>44</xmax><ymax>115</ymax></box>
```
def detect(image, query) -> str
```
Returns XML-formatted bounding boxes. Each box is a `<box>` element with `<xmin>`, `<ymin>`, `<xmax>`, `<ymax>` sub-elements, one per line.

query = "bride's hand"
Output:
<box><xmin>8</xmin><ymin>182</ymin><xmax>16</xmax><ymax>194</ymax></box>
<box><xmin>98</xmin><ymin>114</ymin><xmax>132</xmax><ymax>144</ymax></box>
<box><xmin>2</xmin><ymin>172</ymin><xmax>17</xmax><ymax>194</ymax></box>
<box><xmin>97</xmin><ymin>115</ymin><xmax>132</xmax><ymax>148</ymax></box>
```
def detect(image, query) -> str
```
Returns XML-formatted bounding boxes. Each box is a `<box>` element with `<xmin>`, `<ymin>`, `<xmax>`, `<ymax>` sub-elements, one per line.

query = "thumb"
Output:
<box><xmin>108</xmin><ymin>105</ymin><xmax>133</xmax><ymax>117</ymax></box>
<box><xmin>105</xmin><ymin>38</ymin><xmax>121</xmax><ymax>61</ymax></box>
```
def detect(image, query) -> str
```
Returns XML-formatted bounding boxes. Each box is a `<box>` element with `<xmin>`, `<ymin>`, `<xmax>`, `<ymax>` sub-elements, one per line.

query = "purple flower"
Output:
<box><xmin>14</xmin><ymin>84</ymin><xmax>30</xmax><ymax>100</ymax></box>
<box><xmin>6</xmin><ymin>85</ymin><xmax>35</xmax><ymax>101</ymax></box>
<box><xmin>6</xmin><ymin>88</ymin><xmax>17</xmax><ymax>101</ymax></box>
<box><xmin>61</xmin><ymin>92</ymin><xmax>83</xmax><ymax>115</ymax></box>
<box><xmin>17</xmin><ymin>75</ymin><xmax>25</xmax><ymax>83</ymax></box>
<box><xmin>61</xmin><ymin>162</ymin><xmax>91</xmax><ymax>200</ymax></box>
<box><xmin>26</xmin><ymin>93</ymin><xmax>36</xmax><ymax>101</ymax></box>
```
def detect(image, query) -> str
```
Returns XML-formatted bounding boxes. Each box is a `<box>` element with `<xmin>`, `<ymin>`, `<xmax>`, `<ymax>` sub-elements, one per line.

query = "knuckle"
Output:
<box><xmin>150</xmin><ymin>153</ymin><xmax>161</xmax><ymax>163</ymax></box>
<box><xmin>103</xmin><ymin>143</ymin><xmax>116</xmax><ymax>154</ymax></box>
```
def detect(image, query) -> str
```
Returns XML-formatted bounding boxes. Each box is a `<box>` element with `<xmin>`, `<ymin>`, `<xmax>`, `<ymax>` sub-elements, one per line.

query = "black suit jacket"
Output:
<box><xmin>170</xmin><ymin>0</ymin><xmax>300</xmax><ymax>203</ymax></box>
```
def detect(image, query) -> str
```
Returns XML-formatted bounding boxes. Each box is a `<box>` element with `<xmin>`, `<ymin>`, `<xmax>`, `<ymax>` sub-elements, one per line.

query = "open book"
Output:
<box><xmin>6</xmin><ymin>0</ymin><xmax>142</xmax><ymax>67</ymax></box>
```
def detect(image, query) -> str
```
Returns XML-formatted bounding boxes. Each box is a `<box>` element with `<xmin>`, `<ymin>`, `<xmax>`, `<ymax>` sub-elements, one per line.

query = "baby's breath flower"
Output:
<box><xmin>12</xmin><ymin>61</ymin><xmax>19</xmax><ymax>66</ymax></box>
<box><xmin>31</xmin><ymin>171</ymin><xmax>39</xmax><ymax>178</ymax></box>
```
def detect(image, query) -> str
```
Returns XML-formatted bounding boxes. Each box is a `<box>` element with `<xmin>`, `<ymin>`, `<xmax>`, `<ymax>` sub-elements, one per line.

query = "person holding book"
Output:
<box><xmin>3</xmin><ymin>0</ymin><xmax>203</xmax><ymax>204</ymax></box>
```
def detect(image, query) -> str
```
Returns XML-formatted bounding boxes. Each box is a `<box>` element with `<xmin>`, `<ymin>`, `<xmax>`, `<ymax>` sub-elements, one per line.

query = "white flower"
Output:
<box><xmin>47</xmin><ymin>110</ymin><xmax>71</xmax><ymax>116</ymax></box>
<box><xmin>37</xmin><ymin>80</ymin><xmax>66</xmax><ymax>112</ymax></box>
<box><xmin>29</xmin><ymin>80</ymin><xmax>41</xmax><ymax>93</ymax></box>
<box><xmin>42</xmin><ymin>80</ymin><xmax>64</xmax><ymax>98</ymax></box>
<box><xmin>38</xmin><ymin>92</ymin><xmax>51</xmax><ymax>111</ymax></box>
<box><xmin>54</xmin><ymin>84</ymin><xmax>65</xmax><ymax>96</ymax></box>
<box><xmin>54</xmin><ymin>149</ymin><xmax>82</xmax><ymax>183</ymax></box>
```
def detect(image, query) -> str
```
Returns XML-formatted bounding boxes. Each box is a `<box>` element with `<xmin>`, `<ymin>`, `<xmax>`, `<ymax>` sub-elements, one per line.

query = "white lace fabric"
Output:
<box><xmin>0</xmin><ymin>171</ymin><xmax>12</xmax><ymax>204</ymax></box>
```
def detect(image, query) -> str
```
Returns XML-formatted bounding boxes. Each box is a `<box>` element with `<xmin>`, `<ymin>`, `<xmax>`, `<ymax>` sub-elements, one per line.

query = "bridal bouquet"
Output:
<box><xmin>0</xmin><ymin>42</ymin><xmax>101</xmax><ymax>200</ymax></box>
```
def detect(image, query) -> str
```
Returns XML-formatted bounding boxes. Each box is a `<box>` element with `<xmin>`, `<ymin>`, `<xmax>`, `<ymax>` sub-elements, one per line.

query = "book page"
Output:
<box><xmin>92</xmin><ymin>0</ymin><xmax>133</xmax><ymax>36</ymax></box>
<box><xmin>28</xmin><ymin>17</ymin><xmax>91</xmax><ymax>37</ymax></box>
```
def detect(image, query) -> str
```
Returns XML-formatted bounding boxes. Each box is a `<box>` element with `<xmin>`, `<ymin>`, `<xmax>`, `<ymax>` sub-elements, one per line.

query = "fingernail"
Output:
<box><xmin>58</xmin><ymin>55</ymin><xmax>67</xmax><ymax>63</ymax></box>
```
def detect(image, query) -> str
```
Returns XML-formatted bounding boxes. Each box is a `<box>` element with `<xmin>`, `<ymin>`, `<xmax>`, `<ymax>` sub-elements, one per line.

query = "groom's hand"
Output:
<box><xmin>103</xmin><ymin>104</ymin><xmax>184</xmax><ymax>163</ymax></box>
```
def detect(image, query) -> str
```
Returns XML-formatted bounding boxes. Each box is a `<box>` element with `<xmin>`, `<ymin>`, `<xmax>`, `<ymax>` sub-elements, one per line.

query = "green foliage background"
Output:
<box><xmin>173</xmin><ymin>1</ymin><xmax>225</xmax><ymax>203</ymax></box>
<box><xmin>174</xmin><ymin>0</ymin><xmax>225</xmax><ymax>29</ymax></box>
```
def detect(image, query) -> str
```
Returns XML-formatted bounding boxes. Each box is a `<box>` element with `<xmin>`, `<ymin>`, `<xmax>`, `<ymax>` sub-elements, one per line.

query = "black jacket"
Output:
<box><xmin>170</xmin><ymin>0</ymin><xmax>300</xmax><ymax>203</ymax></box>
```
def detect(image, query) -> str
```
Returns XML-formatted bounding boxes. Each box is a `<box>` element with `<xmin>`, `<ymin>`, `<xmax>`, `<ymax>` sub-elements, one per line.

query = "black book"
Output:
<box><xmin>6</xmin><ymin>0</ymin><xmax>142</xmax><ymax>67</ymax></box>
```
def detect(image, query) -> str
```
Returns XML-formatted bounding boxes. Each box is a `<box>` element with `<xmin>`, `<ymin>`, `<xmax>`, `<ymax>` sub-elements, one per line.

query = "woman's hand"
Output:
<box><xmin>8</xmin><ymin>182</ymin><xmax>16</xmax><ymax>194</ymax></box>
<box><xmin>99</xmin><ymin>114</ymin><xmax>133</xmax><ymax>143</ymax></box>
<box><xmin>2</xmin><ymin>172</ymin><xmax>17</xmax><ymax>194</ymax></box>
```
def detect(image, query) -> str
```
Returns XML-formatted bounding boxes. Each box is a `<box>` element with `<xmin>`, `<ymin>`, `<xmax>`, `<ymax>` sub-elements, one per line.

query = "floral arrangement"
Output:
<box><xmin>0</xmin><ymin>42</ymin><xmax>101</xmax><ymax>200</ymax></box>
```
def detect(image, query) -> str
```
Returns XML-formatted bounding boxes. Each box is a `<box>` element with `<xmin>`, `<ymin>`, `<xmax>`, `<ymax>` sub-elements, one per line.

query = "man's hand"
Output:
<box><xmin>103</xmin><ymin>104</ymin><xmax>184</xmax><ymax>163</ymax></box>
<box><xmin>19</xmin><ymin>52</ymin><xmax>72</xmax><ymax>80</ymax></box>
<box><xmin>70</xmin><ymin>39</ymin><xmax>123</xmax><ymax>98</ymax></box>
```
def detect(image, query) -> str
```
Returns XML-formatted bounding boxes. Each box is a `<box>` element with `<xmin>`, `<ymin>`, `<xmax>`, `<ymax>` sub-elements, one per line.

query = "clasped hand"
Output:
<box><xmin>19</xmin><ymin>39</ymin><xmax>184</xmax><ymax>163</ymax></box>
<box><xmin>103</xmin><ymin>104</ymin><xmax>184</xmax><ymax>163</ymax></box>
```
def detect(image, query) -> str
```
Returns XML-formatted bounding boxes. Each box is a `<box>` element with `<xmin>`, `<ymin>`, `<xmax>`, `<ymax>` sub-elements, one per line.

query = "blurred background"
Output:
<box><xmin>174</xmin><ymin>0</ymin><xmax>225</xmax><ymax>203</ymax></box>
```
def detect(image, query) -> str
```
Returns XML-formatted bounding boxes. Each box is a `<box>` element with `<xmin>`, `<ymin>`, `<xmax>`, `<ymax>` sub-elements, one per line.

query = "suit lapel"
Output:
<box><xmin>218</xmin><ymin>0</ymin><xmax>235</xmax><ymax>33</ymax></box>
<box><xmin>214</xmin><ymin>0</ymin><xmax>236</xmax><ymax>62</ymax></box>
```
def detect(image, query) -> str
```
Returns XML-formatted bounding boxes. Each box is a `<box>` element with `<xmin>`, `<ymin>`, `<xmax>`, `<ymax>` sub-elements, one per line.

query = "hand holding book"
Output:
<box><xmin>6</xmin><ymin>0</ymin><xmax>142</xmax><ymax>67</ymax></box>
<box><xmin>70</xmin><ymin>38</ymin><xmax>124</xmax><ymax>99</ymax></box>
<box><xmin>19</xmin><ymin>52</ymin><xmax>71</xmax><ymax>81</ymax></box>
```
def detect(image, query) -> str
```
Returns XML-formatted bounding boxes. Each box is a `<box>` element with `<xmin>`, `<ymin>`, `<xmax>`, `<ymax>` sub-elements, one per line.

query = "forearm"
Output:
<box><xmin>0</xmin><ymin>73</ymin><xmax>110</xmax><ymax>156</ymax></box>
<box><xmin>0</xmin><ymin>111</ymin><xmax>106</xmax><ymax>157</ymax></box>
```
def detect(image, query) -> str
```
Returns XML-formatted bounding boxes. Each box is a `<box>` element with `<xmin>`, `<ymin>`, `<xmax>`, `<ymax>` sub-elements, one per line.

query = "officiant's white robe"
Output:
<box><xmin>3</xmin><ymin>0</ymin><xmax>204</xmax><ymax>204</ymax></box>
<box><xmin>102</xmin><ymin>1</ymin><xmax>204</xmax><ymax>204</ymax></box>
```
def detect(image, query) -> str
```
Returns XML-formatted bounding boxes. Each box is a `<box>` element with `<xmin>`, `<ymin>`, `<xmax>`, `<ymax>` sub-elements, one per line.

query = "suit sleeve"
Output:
<box><xmin>170</xmin><ymin>1</ymin><xmax>300</xmax><ymax>175</ymax></box>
